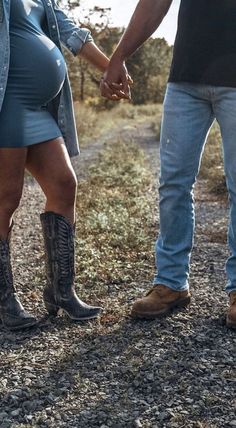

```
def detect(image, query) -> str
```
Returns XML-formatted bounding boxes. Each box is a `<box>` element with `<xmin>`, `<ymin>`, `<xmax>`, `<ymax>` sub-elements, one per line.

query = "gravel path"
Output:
<box><xmin>0</xmin><ymin>121</ymin><xmax>235</xmax><ymax>428</ymax></box>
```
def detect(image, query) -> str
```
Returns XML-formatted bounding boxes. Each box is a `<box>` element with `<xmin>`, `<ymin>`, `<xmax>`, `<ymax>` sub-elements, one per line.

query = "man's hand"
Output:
<box><xmin>100</xmin><ymin>58</ymin><xmax>132</xmax><ymax>101</ymax></box>
<box><xmin>100</xmin><ymin>0</ymin><xmax>173</xmax><ymax>101</ymax></box>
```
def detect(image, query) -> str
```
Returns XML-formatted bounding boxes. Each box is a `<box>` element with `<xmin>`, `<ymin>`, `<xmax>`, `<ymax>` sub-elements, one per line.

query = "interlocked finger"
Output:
<box><xmin>100</xmin><ymin>79</ymin><xmax>129</xmax><ymax>100</ymax></box>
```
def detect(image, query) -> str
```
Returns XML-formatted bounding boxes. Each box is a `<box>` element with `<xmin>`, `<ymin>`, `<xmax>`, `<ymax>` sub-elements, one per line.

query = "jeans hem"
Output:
<box><xmin>225</xmin><ymin>287</ymin><xmax>236</xmax><ymax>294</ymax></box>
<box><xmin>225</xmin><ymin>279</ymin><xmax>236</xmax><ymax>293</ymax></box>
<box><xmin>153</xmin><ymin>279</ymin><xmax>189</xmax><ymax>292</ymax></box>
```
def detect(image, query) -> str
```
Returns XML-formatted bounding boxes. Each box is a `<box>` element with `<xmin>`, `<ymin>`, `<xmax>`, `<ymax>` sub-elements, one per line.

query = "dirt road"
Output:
<box><xmin>0</xmin><ymin>121</ymin><xmax>235</xmax><ymax>428</ymax></box>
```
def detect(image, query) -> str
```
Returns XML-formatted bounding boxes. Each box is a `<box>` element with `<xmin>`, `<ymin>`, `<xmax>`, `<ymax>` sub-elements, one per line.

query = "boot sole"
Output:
<box><xmin>131</xmin><ymin>296</ymin><xmax>191</xmax><ymax>320</ymax></box>
<box><xmin>2</xmin><ymin>319</ymin><xmax>38</xmax><ymax>331</ymax></box>
<box><xmin>44</xmin><ymin>300</ymin><xmax>101</xmax><ymax>321</ymax></box>
<box><xmin>64</xmin><ymin>310</ymin><xmax>101</xmax><ymax>321</ymax></box>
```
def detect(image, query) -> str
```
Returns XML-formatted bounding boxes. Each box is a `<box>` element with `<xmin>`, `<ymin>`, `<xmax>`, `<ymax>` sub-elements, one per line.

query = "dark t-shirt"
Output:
<box><xmin>169</xmin><ymin>0</ymin><xmax>236</xmax><ymax>87</ymax></box>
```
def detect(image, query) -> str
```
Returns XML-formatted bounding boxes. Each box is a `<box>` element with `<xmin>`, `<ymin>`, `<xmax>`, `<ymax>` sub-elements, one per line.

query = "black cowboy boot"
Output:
<box><xmin>40</xmin><ymin>212</ymin><xmax>102</xmax><ymax>320</ymax></box>
<box><xmin>0</xmin><ymin>225</ymin><xmax>37</xmax><ymax>330</ymax></box>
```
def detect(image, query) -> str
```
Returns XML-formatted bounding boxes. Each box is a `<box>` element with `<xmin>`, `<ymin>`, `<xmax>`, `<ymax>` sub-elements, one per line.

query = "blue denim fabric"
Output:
<box><xmin>0</xmin><ymin>0</ymin><xmax>93</xmax><ymax>157</ymax></box>
<box><xmin>154</xmin><ymin>82</ymin><xmax>236</xmax><ymax>293</ymax></box>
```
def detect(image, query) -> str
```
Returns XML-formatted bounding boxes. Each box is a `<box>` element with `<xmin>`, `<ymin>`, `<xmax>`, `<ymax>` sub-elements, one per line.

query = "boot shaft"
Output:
<box><xmin>0</xmin><ymin>226</ymin><xmax>15</xmax><ymax>304</ymax></box>
<box><xmin>40</xmin><ymin>212</ymin><xmax>75</xmax><ymax>298</ymax></box>
<box><xmin>41</xmin><ymin>212</ymin><xmax>101</xmax><ymax>320</ymax></box>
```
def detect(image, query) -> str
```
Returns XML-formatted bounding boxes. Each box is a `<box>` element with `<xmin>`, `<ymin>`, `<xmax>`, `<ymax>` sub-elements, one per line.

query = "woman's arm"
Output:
<box><xmin>79</xmin><ymin>42</ymin><xmax>109</xmax><ymax>73</ymax></box>
<box><xmin>51</xmin><ymin>0</ymin><xmax>109</xmax><ymax>71</ymax></box>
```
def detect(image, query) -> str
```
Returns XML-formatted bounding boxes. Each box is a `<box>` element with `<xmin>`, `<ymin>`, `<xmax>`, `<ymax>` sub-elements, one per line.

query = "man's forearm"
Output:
<box><xmin>100</xmin><ymin>0</ymin><xmax>173</xmax><ymax>99</ymax></box>
<box><xmin>113</xmin><ymin>0</ymin><xmax>173</xmax><ymax>61</ymax></box>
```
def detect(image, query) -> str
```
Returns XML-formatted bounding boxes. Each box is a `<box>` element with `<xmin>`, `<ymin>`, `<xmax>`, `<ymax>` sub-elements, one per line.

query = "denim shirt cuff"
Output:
<box><xmin>66</xmin><ymin>29</ymin><xmax>93</xmax><ymax>56</ymax></box>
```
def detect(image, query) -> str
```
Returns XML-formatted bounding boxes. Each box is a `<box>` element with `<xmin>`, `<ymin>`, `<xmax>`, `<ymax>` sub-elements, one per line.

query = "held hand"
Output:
<box><xmin>100</xmin><ymin>59</ymin><xmax>132</xmax><ymax>101</ymax></box>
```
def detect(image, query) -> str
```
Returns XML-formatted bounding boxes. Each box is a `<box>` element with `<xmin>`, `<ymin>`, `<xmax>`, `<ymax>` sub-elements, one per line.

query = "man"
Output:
<box><xmin>101</xmin><ymin>0</ymin><xmax>236</xmax><ymax>328</ymax></box>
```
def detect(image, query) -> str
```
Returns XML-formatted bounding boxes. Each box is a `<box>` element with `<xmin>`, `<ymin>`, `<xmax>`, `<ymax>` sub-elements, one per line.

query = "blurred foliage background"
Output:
<box><xmin>59</xmin><ymin>0</ymin><xmax>173</xmax><ymax>107</ymax></box>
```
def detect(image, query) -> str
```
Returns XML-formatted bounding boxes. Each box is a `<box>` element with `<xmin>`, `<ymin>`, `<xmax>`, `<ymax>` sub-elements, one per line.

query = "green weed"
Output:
<box><xmin>75</xmin><ymin>140</ymin><xmax>156</xmax><ymax>290</ymax></box>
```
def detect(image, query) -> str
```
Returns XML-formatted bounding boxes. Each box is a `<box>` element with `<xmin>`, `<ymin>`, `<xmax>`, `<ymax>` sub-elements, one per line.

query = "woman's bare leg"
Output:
<box><xmin>0</xmin><ymin>148</ymin><xmax>27</xmax><ymax>238</ymax></box>
<box><xmin>26</xmin><ymin>137</ymin><xmax>77</xmax><ymax>224</ymax></box>
<box><xmin>26</xmin><ymin>137</ymin><xmax>101</xmax><ymax>320</ymax></box>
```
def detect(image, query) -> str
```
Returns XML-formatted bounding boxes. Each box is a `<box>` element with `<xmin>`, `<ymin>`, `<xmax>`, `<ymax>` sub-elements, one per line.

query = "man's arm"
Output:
<box><xmin>101</xmin><ymin>0</ymin><xmax>173</xmax><ymax>100</ymax></box>
<box><xmin>114</xmin><ymin>0</ymin><xmax>173</xmax><ymax>61</ymax></box>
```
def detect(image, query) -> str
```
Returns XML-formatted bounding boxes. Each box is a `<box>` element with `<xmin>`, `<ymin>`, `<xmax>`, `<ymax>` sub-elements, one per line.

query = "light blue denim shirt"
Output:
<box><xmin>0</xmin><ymin>0</ymin><xmax>93</xmax><ymax>156</ymax></box>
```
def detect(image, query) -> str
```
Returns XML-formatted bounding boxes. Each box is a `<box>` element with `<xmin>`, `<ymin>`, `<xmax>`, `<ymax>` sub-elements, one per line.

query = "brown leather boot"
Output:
<box><xmin>131</xmin><ymin>284</ymin><xmax>191</xmax><ymax>319</ymax></box>
<box><xmin>226</xmin><ymin>291</ymin><xmax>236</xmax><ymax>329</ymax></box>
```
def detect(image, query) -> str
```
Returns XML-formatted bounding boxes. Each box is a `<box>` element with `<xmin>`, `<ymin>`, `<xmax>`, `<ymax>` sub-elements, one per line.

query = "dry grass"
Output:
<box><xmin>200</xmin><ymin>122</ymin><xmax>226</xmax><ymax>195</ymax></box>
<box><xmin>112</xmin><ymin>103</ymin><xmax>162</xmax><ymax>120</ymax></box>
<box><xmin>151</xmin><ymin>105</ymin><xmax>163</xmax><ymax>140</ymax></box>
<box><xmin>74</xmin><ymin>102</ymin><xmax>161</xmax><ymax>147</ymax></box>
<box><xmin>75</xmin><ymin>139</ymin><xmax>156</xmax><ymax>290</ymax></box>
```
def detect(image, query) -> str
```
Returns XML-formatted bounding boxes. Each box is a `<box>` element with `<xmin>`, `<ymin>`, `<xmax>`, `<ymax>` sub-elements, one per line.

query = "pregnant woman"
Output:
<box><xmin>0</xmin><ymin>0</ymin><xmax>117</xmax><ymax>330</ymax></box>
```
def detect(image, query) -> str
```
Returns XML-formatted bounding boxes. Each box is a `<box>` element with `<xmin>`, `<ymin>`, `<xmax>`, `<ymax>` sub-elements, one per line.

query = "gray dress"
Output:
<box><xmin>0</xmin><ymin>0</ymin><xmax>67</xmax><ymax>148</ymax></box>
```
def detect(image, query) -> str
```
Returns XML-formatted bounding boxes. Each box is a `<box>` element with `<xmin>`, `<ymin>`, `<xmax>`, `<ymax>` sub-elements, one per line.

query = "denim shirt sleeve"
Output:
<box><xmin>51</xmin><ymin>0</ymin><xmax>93</xmax><ymax>56</ymax></box>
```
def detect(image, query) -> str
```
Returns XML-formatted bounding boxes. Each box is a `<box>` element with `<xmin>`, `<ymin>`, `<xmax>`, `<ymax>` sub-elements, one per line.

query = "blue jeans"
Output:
<box><xmin>154</xmin><ymin>82</ymin><xmax>236</xmax><ymax>293</ymax></box>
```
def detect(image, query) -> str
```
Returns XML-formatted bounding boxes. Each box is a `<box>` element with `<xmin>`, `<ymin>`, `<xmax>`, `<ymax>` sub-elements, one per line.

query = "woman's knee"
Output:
<box><xmin>49</xmin><ymin>172</ymin><xmax>78</xmax><ymax>203</ymax></box>
<box><xmin>61</xmin><ymin>173</ymin><xmax>78</xmax><ymax>198</ymax></box>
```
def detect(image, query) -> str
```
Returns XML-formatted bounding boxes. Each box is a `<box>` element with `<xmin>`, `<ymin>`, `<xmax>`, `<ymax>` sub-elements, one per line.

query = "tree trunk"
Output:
<box><xmin>80</xmin><ymin>68</ymin><xmax>85</xmax><ymax>102</ymax></box>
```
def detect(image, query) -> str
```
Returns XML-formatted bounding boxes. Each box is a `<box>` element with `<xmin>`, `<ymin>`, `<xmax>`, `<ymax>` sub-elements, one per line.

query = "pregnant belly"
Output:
<box><xmin>8</xmin><ymin>32</ymin><xmax>66</xmax><ymax>107</ymax></box>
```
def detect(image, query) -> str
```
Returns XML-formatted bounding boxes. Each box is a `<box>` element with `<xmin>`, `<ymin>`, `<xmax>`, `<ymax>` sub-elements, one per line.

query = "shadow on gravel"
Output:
<box><xmin>1</xmin><ymin>308</ymin><xmax>235</xmax><ymax>426</ymax></box>
<box><xmin>43</xmin><ymin>316</ymin><xmax>235</xmax><ymax>425</ymax></box>
<box><xmin>0</xmin><ymin>315</ymin><xmax>71</xmax><ymax>347</ymax></box>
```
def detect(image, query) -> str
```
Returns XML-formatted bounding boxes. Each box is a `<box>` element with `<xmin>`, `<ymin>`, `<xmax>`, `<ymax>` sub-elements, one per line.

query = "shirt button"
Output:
<box><xmin>52</xmin><ymin>25</ymin><xmax>56</xmax><ymax>29</ymax></box>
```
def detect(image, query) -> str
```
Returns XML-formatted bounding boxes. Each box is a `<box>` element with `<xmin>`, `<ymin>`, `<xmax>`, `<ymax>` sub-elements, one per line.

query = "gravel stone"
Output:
<box><xmin>0</xmin><ymin>412</ymin><xmax>8</xmax><ymax>421</ymax></box>
<box><xmin>134</xmin><ymin>418</ymin><xmax>142</xmax><ymax>427</ymax></box>
<box><xmin>11</xmin><ymin>409</ymin><xmax>21</xmax><ymax>417</ymax></box>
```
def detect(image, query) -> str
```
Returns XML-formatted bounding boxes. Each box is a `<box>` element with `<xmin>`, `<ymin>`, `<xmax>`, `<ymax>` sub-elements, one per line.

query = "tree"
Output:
<box><xmin>126</xmin><ymin>37</ymin><xmax>173</xmax><ymax>104</ymax></box>
<box><xmin>61</xmin><ymin>1</ymin><xmax>112</xmax><ymax>103</ymax></box>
